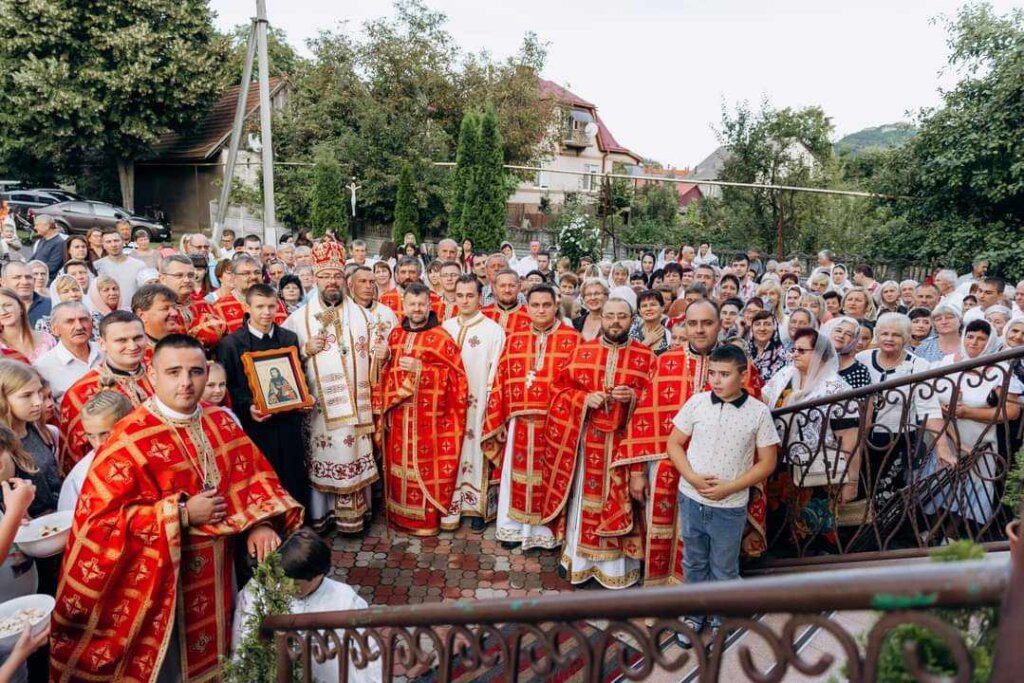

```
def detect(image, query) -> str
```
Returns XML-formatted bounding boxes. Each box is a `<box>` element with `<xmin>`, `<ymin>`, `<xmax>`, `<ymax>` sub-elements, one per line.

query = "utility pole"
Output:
<box><xmin>212</xmin><ymin>0</ymin><xmax>277</xmax><ymax>246</ymax></box>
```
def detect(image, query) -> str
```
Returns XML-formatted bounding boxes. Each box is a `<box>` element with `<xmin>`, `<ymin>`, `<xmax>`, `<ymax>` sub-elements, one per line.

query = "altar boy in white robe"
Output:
<box><xmin>284</xmin><ymin>241</ymin><xmax>379</xmax><ymax>534</ymax></box>
<box><xmin>232</xmin><ymin>528</ymin><xmax>382</xmax><ymax>683</ymax></box>
<box><xmin>442</xmin><ymin>274</ymin><xmax>505</xmax><ymax>531</ymax></box>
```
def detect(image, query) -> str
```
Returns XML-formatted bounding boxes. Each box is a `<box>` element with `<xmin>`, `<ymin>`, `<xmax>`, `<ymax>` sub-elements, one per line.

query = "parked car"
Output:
<box><xmin>0</xmin><ymin>188</ymin><xmax>85</xmax><ymax>229</ymax></box>
<box><xmin>30</xmin><ymin>200</ymin><xmax>171</xmax><ymax>242</ymax></box>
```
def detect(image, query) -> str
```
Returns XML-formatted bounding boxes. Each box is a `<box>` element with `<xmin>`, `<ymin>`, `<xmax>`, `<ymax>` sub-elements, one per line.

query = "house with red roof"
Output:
<box><xmin>508</xmin><ymin>79</ymin><xmax>643</xmax><ymax>226</ymax></box>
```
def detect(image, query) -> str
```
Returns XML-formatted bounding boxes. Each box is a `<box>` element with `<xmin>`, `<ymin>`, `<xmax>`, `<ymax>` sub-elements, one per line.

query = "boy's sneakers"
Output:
<box><xmin>676</xmin><ymin>617</ymin><xmax>705</xmax><ymax>649</ymax></box>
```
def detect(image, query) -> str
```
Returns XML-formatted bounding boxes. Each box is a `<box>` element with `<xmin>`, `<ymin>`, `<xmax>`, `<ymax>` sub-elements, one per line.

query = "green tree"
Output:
<box><xmin>308</xmin><ymin>147</ymin><xmax>349</xmax><ymax>239</ymax></box>
<box><xmin>222</xmin><ymin>24</ymin><xmax>304</xmax><ymax>87</ymax></box>
<box><xmin>463</xmin><ymin>103</ymin><xmax>508</xmax><ymax>252</ymax></box>
<box><xmin>392</xmin><ymin>161</ymin><xmax>420</xmax><ymax>243</ymax></box>
<box><xmin>866</xmin><ymin>4</ymin><xmax>1024</xmax><ymax>278</ymax></box>
<box><xmin>447</xmin><ymin>110</ymin><xmax>480</xmax><ymax>243</ymax></box>
<box><xmin>0</xmin><ymin>0</ymin><xmax>227</xmax><ymax>210</ymax></box>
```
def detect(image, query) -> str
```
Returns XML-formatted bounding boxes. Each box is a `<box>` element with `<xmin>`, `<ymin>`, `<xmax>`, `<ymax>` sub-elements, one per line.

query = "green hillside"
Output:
<box><xmin>835</xmin><ymin>123</ymin><xmax>917</xmax><ymax>155</ymax></box>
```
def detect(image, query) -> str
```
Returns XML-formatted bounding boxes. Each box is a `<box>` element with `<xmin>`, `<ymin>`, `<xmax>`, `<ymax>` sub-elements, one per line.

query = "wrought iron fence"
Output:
<box><xmin>760</xmin><ymin>344</ymin><xmax>1024</xmax><ymax>568</ymax></box>
<box><xmin>262</xmin><ymin>556</ymin><xmax>1013</xmax><ymax>682</ymax></box>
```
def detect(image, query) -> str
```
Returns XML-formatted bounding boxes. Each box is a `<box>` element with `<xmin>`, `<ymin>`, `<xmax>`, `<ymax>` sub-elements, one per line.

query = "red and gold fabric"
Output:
<box><xmin>49</xmin><ymin>402</ymin><xmax>303</xmax><ymax>683</ymax></box>
<box><xmin>537</xmin><ymin>339</ymin><xmax>654</xmax><ymax>560</ymax></box>
<box><xmin>58</xmin><ymin>365</ymin><xmax>154</xmax><ymax>474</ymax></box>
<box><xmin>180</xmin><ymin>299</ymin><xmax>226</xmax><ymax>350</ymax></box>
<box><xmin>608</xmin><ymin>347</ymin><xmax>765</xmax><ymax>586</ymax></box>
<box><xmin>433</xmin><ymin>298</ymin><xmax>459</xmax><ymax>322</ymax></box>
<box><xmin>378</xmin><ymin>325</ymin><xmax>468</xmax><ymax>535</ymax></box>
<box><xmin>481</xmin><ymin>324</ymin><xmax>579</xmax><ymax>523</ymax></box>
<box><xmin>379</xmin><ymin>287</ymin><xmax>441</xmax><ymax>321</ymax></box>
<box><xmin>481</xmin><ymin>303</ymin><xmax>531</xmax><ymax>335</ymax></box>
<box><xmin>212</xmin><ymin>290</ymin><xmax>288</xmax><ymax>334</ymax></box>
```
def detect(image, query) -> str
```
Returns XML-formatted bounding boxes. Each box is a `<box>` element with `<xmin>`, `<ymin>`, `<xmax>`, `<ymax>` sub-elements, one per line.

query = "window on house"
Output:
<box><xmin>535</xmin><ymin>170</ymin><xmax>550</xmax><ymax>188</ymax></box>
<box><xmin>581</xmin><ymin>164</ymin><xmax>600</xmax><ymax>191</ymax></box>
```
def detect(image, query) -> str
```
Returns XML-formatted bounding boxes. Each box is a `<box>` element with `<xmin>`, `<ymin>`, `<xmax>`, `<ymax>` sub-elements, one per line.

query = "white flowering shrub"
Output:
<box><xmin>556</xmin><ymin>211</ymin><xmax>601</xmax><ymax>267</ymax></box>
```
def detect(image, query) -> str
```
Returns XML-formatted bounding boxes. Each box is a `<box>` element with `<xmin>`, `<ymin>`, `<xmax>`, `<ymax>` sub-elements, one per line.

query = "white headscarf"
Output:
<box><xmin>821</xmin><ymin>316</ymin><xmax>861</xmax><ymax>356</ymax></box>
<box><xmin>1002</xmin><ymin>315</ymin><xmax>1024</xmax><ymax>348</ymax></box>
<box><xmin>958</xmin><ymin>319</ymin><xmax>1003</xmax><ymax>361</ymax></box>
<box><xmin>781</xmin><ymin>327</ymin><xmax>841</xmax><ymax>407</ymax></box>
<box><xmin>609</xmin><ymin>285</ymin><xmax>637</xmax><ymax>313</ymax></box>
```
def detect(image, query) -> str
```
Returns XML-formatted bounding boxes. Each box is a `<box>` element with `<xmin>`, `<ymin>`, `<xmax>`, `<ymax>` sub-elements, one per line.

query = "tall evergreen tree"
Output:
<box><xmin>0</xmin><ymin>0</ymin><xmax>226</xmax><ymax>210</ymax></box>
<box><xmin>392</xmin><ymin>162</ymin><xmax>420</xmax><ymax>244</ymax></box>
<box><xmin>309</xmin><ymin>147</ymin><xmax>349</xmax><ymax>239</ymax></box>
<box><xmin>464</xmin><ymin>103</ymin><xmax>508</xmax><ymax>252</ymax></box>
<box><xmin>448</xmin><ymin>111</ymin><xmax>480</xmax><ymax>243</ymax></box>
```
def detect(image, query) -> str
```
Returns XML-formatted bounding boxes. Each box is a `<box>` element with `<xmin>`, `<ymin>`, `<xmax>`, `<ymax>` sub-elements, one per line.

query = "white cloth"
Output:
<box><xmin>34</xmin><ymin>341</ymin><xmax>103</xmax><ymax>402</ymax></box>
<box><xmin>58</xmin><ymin>449</ymin><xmax>95</xmax><ymax>513</ymax></box>
<box><xmin>516</xmin><ymin>255</ymin><xmax>539</xmax><ymax>276</ymax></box>
<box><xmin>672</xmin><ymin>391</ymin><xmax>780</xmax><ymax>508</ymax></box>
<box><xmin>495</xmin><ymin>417</ymin><xmax>559</xmax><ymax>550</ymax></box>
<box><xmin>441</xmin><ymin>313</ymin><xmax>505</xmax><ymax>522</ymax></box>
<box><xmin>94</xmin><ymin>255</ymin><xmax>148</xmax><ymax>309</ymax></box>
<box><xmin>855</xmin><ymin>349</ymin><xmax>939</xmax><ymax>430</ymax></box>
<box><xmin>232</xmin><ymin>578</ymin><xmax>382</xmax><ymax>683</ymax></box>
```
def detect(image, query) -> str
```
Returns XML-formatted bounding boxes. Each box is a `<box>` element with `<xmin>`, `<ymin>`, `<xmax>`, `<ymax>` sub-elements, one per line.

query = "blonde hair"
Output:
<box><xmin>755</xmin><ymin>281</ymin><xmax>785</xmax><ymax>320</ymax></box>
<box><xmin>0</xmin><ymin>360</ymin><xmax>52</xmax><ymax>450</ymax></box>
<box><xmin>54</xmin><ymin>274</ymin><xmax>83</xmax><ymax>302</ymax></box>
<box><xmin>0</xmin><ymin>423</ymin><xmax>36</xmax><ymax>475</ymax></box>
<box><xmin>843</xmin><ymin>286</ymin><xmax>879</xmax><ymax>321</ymax></box>
<box><xmin>82</xmin><ymin>390</ymin><xmax>132</xmax><ymax>422</ymax></box>
<box><xmin>0</xmin><ymin>288</ymin><xmax>37</xmax><ymax>357</ymax></box>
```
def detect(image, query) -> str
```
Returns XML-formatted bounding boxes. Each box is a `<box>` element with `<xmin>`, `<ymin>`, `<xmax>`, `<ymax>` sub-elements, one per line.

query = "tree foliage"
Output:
<box><xmin>447</xmin><ymin>111</ymin><xmax>480</xmax><ymax>244</ymax></box>
<box><xmin>865</xmin><ymin>4</ymin><xmax>1024</xmax><ymax>278</ymax></box>
<box><xmin>0</xmin><ymin>0</ymin><xmax>227</xmax><ymax>209</ymax></box>
<box><xmin>309</xmin><ymin>146</ymin><xmax>349</xmax><ymax>239</ymax></box>
<box><xmin>461</xmin><ymin>103</ymin><xmax>509</xmax><ymax>252</ymax></box>
<box><xmin>392</xmin><ymin>161</ymin><xmax>420</xmax><ymax>243</ymax></box>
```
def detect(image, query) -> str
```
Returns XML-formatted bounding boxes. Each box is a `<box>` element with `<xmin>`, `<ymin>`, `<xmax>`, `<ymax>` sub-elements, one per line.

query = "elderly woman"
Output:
<box><xmin>28</xmin><ymin>260</ymin><xmax>50</xmax><ymax>300</ymax></box>
<box><xmin>915</xmin><ymin>303</ymin><xmax>962</xmax><ymax>362</ymax></box>
<box><xmin>629</xmin><ymin>290</ymin><xmax>670</xmax><ymax>355</ymax></box>
<box><xmin>799</xmin><ymin>293</ymin><xmax>828</xmax><ymax>326</ymax></box>
<box><xmin>1003</xmin><ymin>316</ymin><xmax>1024</xmax><ymax>388</ymax></box>
<box><xmin>573</xmin><ymin>278</ymin><xmax>608</xmax><ymax>341</ymax></box>
<box><xmin>876</xmin><ymin>280</ymin><xmax>906</xmax><ymax>315</ymax></box>
<box><xmin>824</xmin><ymin>316</ymin><xmax>872</xmax><ymax>391</ymax></box>
<box><xmin>854</xmin><ymin>312</ymin><xmax>936</xmax><ymax>507</ymax></box>
<box><xmin>923</xmin><ymin>319</ymin><xmax>1021</xmax><ymax>532</ymax></box>
<box><xmin>749</xmin><ymin>310</ymin><xmax>790</xmax><ymax>382</ymax></box>
<box><xmin>88</xmin><ymin>274</ymin><xmax>121</xmax><ymax>319</ymax></box>
<box><xmin>985</xmin><ymin>305</ymin><xmax>1011</xmax><ymax>338</ymax></box>
<box><xmin>807</xmin><ymin>271</ymin><xmax>831</xmax><ymax>295</ymax></box>
<box><xmin>900</xmin><ymin>280</ymin><xmax>919</xmax><ymax>310</ymax></box>
<box><xmin>842</xmin><ymin>286</ymin><xmax>878</xmax><ymax>322</ymax></box>
<box><xmin>764</xmin><ymin>328</ymin><xmax>857</xmax><ymax>551</ymax></box>
<box><xmin>716</xmin><ymin>273</ymin><xmax>740</xmax><ymax>303</ymax></box>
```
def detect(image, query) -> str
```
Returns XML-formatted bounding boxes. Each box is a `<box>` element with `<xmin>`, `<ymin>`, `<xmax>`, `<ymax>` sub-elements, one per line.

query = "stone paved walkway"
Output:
<box><xmin>330</xmin><ymin>517</ymin><xmax>573</xmax><ymax>607</ymax></box>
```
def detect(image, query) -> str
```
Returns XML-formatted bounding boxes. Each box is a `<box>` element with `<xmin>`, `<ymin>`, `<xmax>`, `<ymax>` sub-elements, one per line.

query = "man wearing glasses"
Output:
<box><xmin>213</xmin><ymin>254</ymin><xmax>289</xmax><ymax>333</ymax></box>
<box><xmin>158</xmin><ymin>255</ymin><xmax>226</xmax><ymax>350</ymax></box>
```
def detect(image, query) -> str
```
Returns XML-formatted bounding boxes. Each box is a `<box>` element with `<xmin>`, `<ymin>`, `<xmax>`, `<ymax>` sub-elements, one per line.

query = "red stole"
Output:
<box><xmin>538</xmin><ymin>339</ymin><xmax>654</xmax><ymax>558</ymax></box>
<box><xmin>481</xmin><ymin>324</ymin><xmax>579</xmax><ymax>522</ymax></box>
<box><xmin>377</xmin><ymin>324</ymin><xmax>468</xmax><ymax>534</ymax></box>
<box><xmin>58</xmin><ymin>365</ymin><xmax>154</xmax><ymax>474</ymax></box>
<box><xmin>610</xmin><ymin>347</ymin><xmax>766</xmax><ymax>585</ymax></box>
<box><xmin>379</xmin><ymin>287</ymin><xmax>441</xmax><ymax>321</ymax></box>
<box><xmin>49</xmin><ymin>403</ymin><xmax>303</xmax><ymax>683</ymax></box>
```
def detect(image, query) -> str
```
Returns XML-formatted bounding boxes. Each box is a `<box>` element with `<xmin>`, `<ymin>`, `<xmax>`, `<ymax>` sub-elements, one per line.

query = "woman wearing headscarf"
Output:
<box><xmin>782</xmin><ymin>306</ymin><xmax>817</xmax><ymax>349</ymax></box>
<box><xmin>609</xmin><ymin>262</ymin><xmax>630</xmax><ymax>288</ymax></box>
<box><xmin>985</xmin><ymin>304</ymin><xmax>1011</xmax><ymax>338</ymax></box>
<box><xmin>693</xmin><ymin>242</ymin><xmax>718</xmax><ymax>267</ymax></box>
<box><xmin>830</xmin><ymin>264</ymin><xmax>852</xmax><ymax>296</ymax></box>
<box><xmin>823</xmin><ymin>316</ymin><xmax>872</xmax><ymax>391</ymax></box>
<box><xmin>748</xmin><ymin>310</ymin><xmax>790</xmax><ymax>383</ymax></box>
<box><xmin>639</xmin><ymin>251</ymin><xmax>656</xmax><ymax>280</ymax></box>
<box><xmin>915</xmin><ymin>303</ymin><xmax>962</xmax><ymax>362</ymax></box>
<box><xmin>499</xmin><ymin>241</ymin><xmax>518</xmax><ymax>271</ymax></box>
<box><xmin>922</xmin><ymin>319</ymin><xmax>1021</xmax><ymax>534</ymax></box>
<box><xmin>763</xmin><ymin>327</ymin><xmax>856</xmax><ymax>552</ymax></box>
<box><xmin>755</xmin><ymin>280</ymin><xmax>785</xmax><ymax>322</ymax></box>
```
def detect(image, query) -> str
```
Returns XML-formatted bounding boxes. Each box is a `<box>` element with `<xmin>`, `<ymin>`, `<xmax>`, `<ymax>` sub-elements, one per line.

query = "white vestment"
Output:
<box><xmin>441</xmin><ymin>313</ymin><xmax>505</xmax><ymax>523</ymax></box>
<box><xmin>232</xmin><ymin>578</ymin><xmax>382</xmax><ymax>683</ymax></box>
<box><xmin>284</xmin><ymin>296</ymin><xmax>390</xmax><ymax>532</ymax></box>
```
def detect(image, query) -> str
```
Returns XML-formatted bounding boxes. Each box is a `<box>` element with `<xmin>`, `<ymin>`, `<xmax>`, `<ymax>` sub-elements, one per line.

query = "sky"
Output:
<box><xmin>210</xmin><ymin>0</ymin><xmax>1018</xmax><ymax>169</ymax></box>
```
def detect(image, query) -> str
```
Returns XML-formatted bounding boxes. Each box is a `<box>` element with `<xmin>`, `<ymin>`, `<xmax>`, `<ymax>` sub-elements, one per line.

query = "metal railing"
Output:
<box><xmin>263</xmin><ymin>556</ymin><xmax>1014</xmax><ymax>682</ymax></box>
<box><xmin>760</xmin><ymin>344</ymin><xmax>1024</xmax><ymax>567</ymax></box>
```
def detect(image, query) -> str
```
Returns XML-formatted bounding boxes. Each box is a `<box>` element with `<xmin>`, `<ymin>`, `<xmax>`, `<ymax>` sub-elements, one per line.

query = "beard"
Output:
<box><xmin>602</xmin><ymin>326</ymin><xmax>630</xmax><ymax>345</ymax></box>
<box><xmin>321</xmin><ymin>287</ymin><xmax>343</xmax><ymax>306</ymax></box>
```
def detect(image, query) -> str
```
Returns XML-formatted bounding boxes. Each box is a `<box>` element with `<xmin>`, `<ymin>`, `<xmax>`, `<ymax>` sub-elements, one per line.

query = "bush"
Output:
<box><xmin>556</xmin><ymin>209</ymin><xmax>601</xmax><ymax>268</ymax></box>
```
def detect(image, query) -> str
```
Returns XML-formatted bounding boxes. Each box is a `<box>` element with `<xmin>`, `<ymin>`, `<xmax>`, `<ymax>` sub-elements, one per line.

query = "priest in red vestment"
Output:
<box><xmin>608</xmin><ymin>299</ymin><xmax>766</xmax><ymax>586</ymax></box>
<box><xmin>379</xmin><ymin>256</ymin><xmax>440</xmax><ymax>320</ymax></box>
<box><xmin>50</xmin><ymin>334</ymin><xmax>303</xmax><ymax>683</ymax></box>
<box><xmin>377</xmin><ymin>283</ymin><xmax>468</xmax><ymax>536</ymax></box>
<box><xmin>482</xmin><ymin>284</ymin><xmax>578</xmax><ymax>549</ymax></box>
<box><xmin>213</xmin><ymin>254</ymin><xmax>288</xmax><ymax>333</ymax></box>
<box><xmin>159</xmin><ymin>254</ymin><xmax>226</xmax><ymax>350</ymax></box>
<box><xmin>481</xmin><ymin>269</ymin><xmax>531</xmax><ymax>334</ymax></box>
<box><xmin>539</xmin><ymin>296</ymin><xmax>654</xmax><ymax>588</ymax></box>
<box><xmin>59</xmin><ymin>311</ymin><xmax>155</xmax><ymax>473</ymax></box>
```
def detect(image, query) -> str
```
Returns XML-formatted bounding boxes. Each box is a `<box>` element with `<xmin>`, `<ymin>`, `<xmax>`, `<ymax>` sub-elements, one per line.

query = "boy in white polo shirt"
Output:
<box><xmin>667</xmin><ymin>344</ymin><xmax>779</xmax><ymax>648</ymax></box>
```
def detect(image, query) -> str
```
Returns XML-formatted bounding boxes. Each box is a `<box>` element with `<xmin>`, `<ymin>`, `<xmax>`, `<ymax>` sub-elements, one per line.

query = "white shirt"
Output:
<box><xmin>516</xmin><ymin>255</ymin><xmax>539</xmax><ymax>276</ymax></box>
<box><xmin>58</xmin><ymin>449</ymin><xmax>95</xmax><ymax>513</ymax></box>
<box><xmin>672</xmin><ymin>391</ymin><xmax>780</xmax><ymax>508</ymax></box>
<box><xmin>247</xmin><ymin>323</ymin><xmax>274</xmax><ymax>339</ymax></box>
<box><xmin>34</xmin><ymin>341</ymin><xmax>103</xmax><ymax>402</ymax></box>
<box><xmin>95</xmin><ymin>255</ymin><xmax>148</xmax><ymax>309</ymax></box>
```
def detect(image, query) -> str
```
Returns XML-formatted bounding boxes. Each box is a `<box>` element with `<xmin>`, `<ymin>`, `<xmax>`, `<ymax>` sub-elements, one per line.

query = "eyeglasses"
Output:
<box><xmin>792</xmin><ymin>346</ymin><xmax>815</xmax><ymax>355</ymax></box>
<box><xmin>235</xmin><ymin>270</ymin><xmax>260</xmax><ymax>277</ymax></box>
<box><xmin>164</xmin><ymin>272</ymin><xmax>196</xmax><ymax>280</ymax></box>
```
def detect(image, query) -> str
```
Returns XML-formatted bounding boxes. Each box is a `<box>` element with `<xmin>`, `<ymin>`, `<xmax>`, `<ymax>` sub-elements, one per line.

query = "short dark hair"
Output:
<box><xmin>663</xmin><ymin>262</ymin><xmax>684</xmax><ymax>278</ymax></box>
<box><xmin>822</xmin><ymin>291</ymin><xmax>841</xmax><ymax>302</ymax></box>
<box><xmin>396</xmin><ymin>256</ymin><xmax>421</xmax><ymax>271</ymax></box>
<box><xmin>965</xmin><ymin>319</ymin><xmax>993</xmax><ymax>336</ymax></box>
<box><xmin>64</xmin><ymin>259</ymin><xmax>90</xmax><ymax>271</ymax></box>
<box><xmin>780</xmin><ymin>273</ymin><xmax>799</xmax><ymax>286</ymax></box>
<box><xmin>983</xmin><ymin>276</ymin><xmax>1006</xmax><ymax>293</ymax></box>
<box><xmin>99</xmin><ymin>310</ymin><xmax>143</xmax><ymax>338</ymax></box>
<box><xmin>719</xmin><ymin>273</ymin><xmax>740</xmax><ymax>290</ymax></box>
<box><xmin>131</xmin><ymin>284</ymin><xmax>177</xmax><ymax>313</ymax></box>
<box><xmin>685</xmin><ymin>283</ymin><xmax>708</xmax><ymax>298</ymax></box>
<box><xmin>222</xmin><ymin>228</ymin><xmax>236</xmax><ymax>239</ymax></box>
<box><xmin>636</xmin><ymin>289</ymin><xmax>664</xmax><ymax>308</ymax></box>
<box><xmin>855</xmin><ymin>264</ymin><xmax>874</xmax><ymax>278</ymax></box>
<box><xmin>455</xmin><ymin>273</ymin><xmax>482</xmax><ymax>294</ymax></box>
<box><xmin>404</xmin><ymin>282</ymin><xmax>431</xmax><ymax>299</ymax></box>
<box><xmin>152</xmin><ymin>333</ymin><xmax>204</xmax><ymax>362</ymax></box>
<box><xmin>751</xmin><ymin>309</ymin><xmax>775</xmax><ymax>324</ymax></box>
<box><xmin>279</xmin><ymin>528</ymin><xmax>331</xmax><ymax>581</ymax></box>
<box><xmin>439</xmin><ymin>260</ymin><xmax>462</xmax><ymax>272</ymax></box>
<box><xmin>908</xmin><ymin>306</ymin><xmax>932</xmax><ymax>320</ymax></box>
<box><xmin>721</xmin><ymin>297</ymin><xmax>744</xmax><ymax>311</ymax></box>
<box><xmin>243</xmin><ymin>234</ymin><xmax>262</xmax><ymax>245</ymax></box>
<box><xmin>526</xmin><ymin>283</ymin><xmax>558</xmax><ymax>304</ymax></box>
<box><xmin>523</xmin><ymin>269</ymin><xmax>545</xmax><ymax>281</ymax></box>
<box><xmin>245</xmin><ymin>283</ymin><xmax>277</xmax><ymax>304</ymax></box>
<box><xmin>732</xmin><ymin>252</ymin><xmax>750</xmax><ymax>265</ymax></box>
<box><xmin>708</xmin><ymin>343</ymin><xmax>748</xmax><ymax>369</ymax></box>
<box><xmin>629</xmin><ymin>272</ymin><xmax>647</xmax><ymax>283</ymax></box>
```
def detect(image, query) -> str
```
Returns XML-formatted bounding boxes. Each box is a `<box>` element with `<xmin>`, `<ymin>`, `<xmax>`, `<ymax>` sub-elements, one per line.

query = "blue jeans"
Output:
<box><xmin>679</xmin><ymin>493</ymin><xmax>746</xmax><ymax>627</ymax></box>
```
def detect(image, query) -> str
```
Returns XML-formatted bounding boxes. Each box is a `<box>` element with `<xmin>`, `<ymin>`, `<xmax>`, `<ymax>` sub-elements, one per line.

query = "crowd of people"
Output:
<box><xmin>0</xmin><ymin>212</ymin><xmax>1020</xmax><ymax>677</ymax></box>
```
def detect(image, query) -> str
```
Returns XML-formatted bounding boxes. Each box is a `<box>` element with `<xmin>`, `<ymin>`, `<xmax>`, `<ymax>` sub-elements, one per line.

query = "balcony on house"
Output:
<box><xmin>562</xmin><ymin>108</ymin><xmax>594</xmax><ymax>149</ymax></box>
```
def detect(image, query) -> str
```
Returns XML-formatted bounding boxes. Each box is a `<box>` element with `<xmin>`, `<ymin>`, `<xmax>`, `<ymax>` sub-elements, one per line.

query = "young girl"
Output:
<box><xmin>203</xmin><ymin>361</ymin><xmax>229</xmax><ymax>407</ymax></box>
<box><xmin>0</xmin><ymin>362</ymin><xmax>59</xmax><ymax>519</ymax></box>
